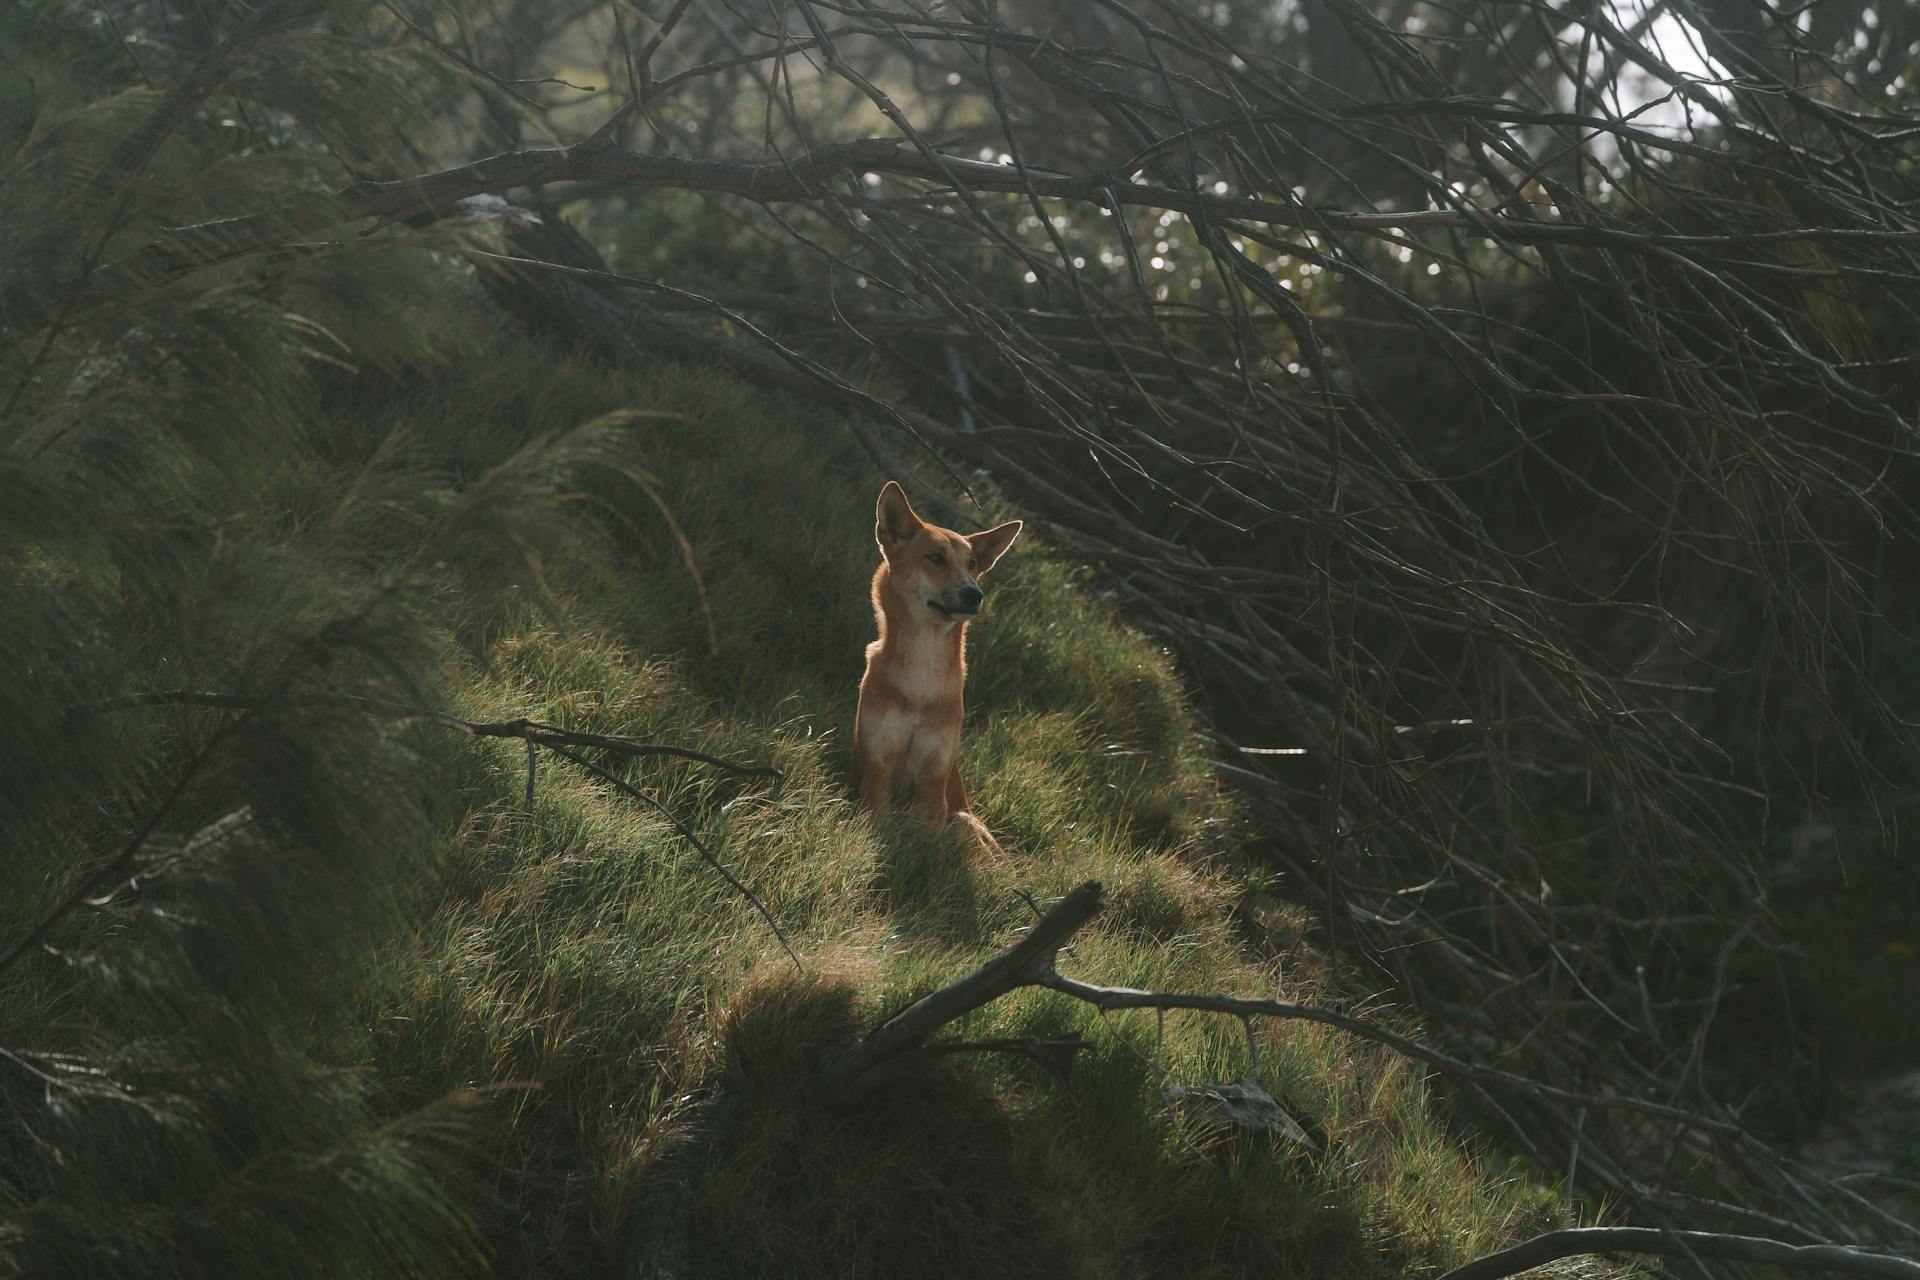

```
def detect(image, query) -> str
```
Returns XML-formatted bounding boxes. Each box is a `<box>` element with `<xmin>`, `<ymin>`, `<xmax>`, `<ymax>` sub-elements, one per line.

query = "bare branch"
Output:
<box><xmin>1436</xmin><ymin>1228</ymin><xmax>1920</xmax><ymax>1280</ymax></box>
<box><xmin>828</xmin><ymin>881</ymin><xmax>1103</xmax><ymax>1105</ymax></box>
<box><xmin>80</xmin><ymin>690</ymin><xmax>784</xmax><ymax>779</ymax></box>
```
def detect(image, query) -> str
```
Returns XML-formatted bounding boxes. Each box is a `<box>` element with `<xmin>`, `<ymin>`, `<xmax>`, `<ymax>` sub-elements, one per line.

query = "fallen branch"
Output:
<box><xmin>1034</xmin><ymin>969</ymin><xmax>1744</xmax><ymax>1134</ymax></box>
<box><xmin>829</xmin><ymin>880</ymin><xmax>1745</xmax><ymax>1136</ymax></box>
<box><xmin>1434</xmin><ymin>1227</ymin><xmax>1920</xmax><ymax>1280</ymax></box>
<box><xmin>830</xmin><ymin>883</ymin><xmax>1914</xmax><ymax>1269</ymax></box>
<box><xmin>827</xmin><ymin>881</ymin><xmax>1103</xmax><ymax>1106</ymax></box>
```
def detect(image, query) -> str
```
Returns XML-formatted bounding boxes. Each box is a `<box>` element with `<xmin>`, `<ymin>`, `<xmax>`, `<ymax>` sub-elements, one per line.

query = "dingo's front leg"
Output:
<box><xmin>910</xmin><ymin>745</ymin><xmax>957</xmax><ymax>828</ymax></box>
<box><xmin>854</xmin><ymin>707</ymin><xmax>909</xmax><ymax>816</ymax></box>
<box><xmin>855</xmin><ymin>751</ymin><xmax>892</xmax><ymax>815</ymax></box>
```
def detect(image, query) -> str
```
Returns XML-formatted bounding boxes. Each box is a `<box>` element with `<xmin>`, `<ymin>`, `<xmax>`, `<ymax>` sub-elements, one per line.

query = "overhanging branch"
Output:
<box><xmin>93</xmin><ymin>133</ymin><xmax>1920</xmax><ymax>304</ymax></box>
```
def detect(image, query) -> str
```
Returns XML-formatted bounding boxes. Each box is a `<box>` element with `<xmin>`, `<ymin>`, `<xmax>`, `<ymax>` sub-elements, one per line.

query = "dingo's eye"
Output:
<box><xmin>927</xmin><ymin>552</ymin><xmax>948</xmax><ymax>566</ymax></box>
<box><xmin>968</xmin><ymin>558</ymin><xmax>978</xmax><ymax>570</ymax></box>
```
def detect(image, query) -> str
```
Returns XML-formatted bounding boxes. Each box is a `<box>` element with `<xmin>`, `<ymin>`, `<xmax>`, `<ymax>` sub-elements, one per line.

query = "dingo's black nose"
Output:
<box><xmin>958</xmin><ymin>585</ymin><xmax>983</xmax><ymax>611</ymax></box>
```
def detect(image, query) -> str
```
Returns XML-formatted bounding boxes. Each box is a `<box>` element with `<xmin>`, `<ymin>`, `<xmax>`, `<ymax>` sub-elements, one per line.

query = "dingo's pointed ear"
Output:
<box><xmin>876</xmin><ymin>481</ymin><xmax>923</xmax><ymax>548</ymax></box>
<box><xmin>968</xmin><ymin>519</ymin><xmax>1023</xmax><ymax>573</ymax></box>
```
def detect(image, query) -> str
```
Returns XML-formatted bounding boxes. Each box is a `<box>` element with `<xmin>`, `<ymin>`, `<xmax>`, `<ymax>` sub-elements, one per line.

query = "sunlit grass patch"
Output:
<box><xmin>332</xmin><ymin>322</ymin><xmax>1614</xmax><ymax>1276</ymax></box>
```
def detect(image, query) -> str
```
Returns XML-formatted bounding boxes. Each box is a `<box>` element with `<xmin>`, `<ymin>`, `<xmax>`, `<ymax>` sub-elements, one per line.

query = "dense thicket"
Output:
<box><xmin>0</xmin><ymin>5</ymin><xmax>1594</xmax><ymax>1276</ymax></box>
<box><xmin>0</xmin><ymin>6</ymin><xmax>578</xmax><ymax>1270</ymax></box>
<box><xmin>5</xmin><ymin>0</ymin><xmax>1917</xmax><ymax>1274</ymax></box>
<box><xmin>544</xmin><ymin>0</ymin><xmax>1920</xmax><ymax>1247</ymax></box>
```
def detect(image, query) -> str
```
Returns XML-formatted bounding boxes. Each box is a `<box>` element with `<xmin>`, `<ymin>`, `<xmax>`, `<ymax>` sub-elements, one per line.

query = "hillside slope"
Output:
<box><xmin>329</xmin><ymin>311</ymin><xmax>1595</xmax><ymax>1276</ymax></box>
<box><xmin>5</xmin><ymin>276</ymin><xmax>1601</xmax><ymax>1277</ymax></box>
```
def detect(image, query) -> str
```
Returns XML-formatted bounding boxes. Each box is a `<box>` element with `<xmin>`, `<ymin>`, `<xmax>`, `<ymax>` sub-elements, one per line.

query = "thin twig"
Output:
<box><xmin>545</xmin><ymin>744</ymin><xmax>799</xmax><ymax>971</ymax></box>
<box><xmin>80</xmin><ymin>690</ymin><xmax>783</xmax><ymax>780</ymax></box>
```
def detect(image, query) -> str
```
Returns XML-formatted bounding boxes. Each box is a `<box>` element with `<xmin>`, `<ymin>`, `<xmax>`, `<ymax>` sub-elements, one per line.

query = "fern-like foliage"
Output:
<box><xmin>0</xmin><ymin>6</ymin><xmax>661</xmax><ymax>1274</ymax></box>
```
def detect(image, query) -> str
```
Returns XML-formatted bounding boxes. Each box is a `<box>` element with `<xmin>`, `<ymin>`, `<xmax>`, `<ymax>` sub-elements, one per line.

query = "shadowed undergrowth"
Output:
<box><xmin>324</xmin><ymin>314</ymin><xmax>1599</xmax><ymax>1277</ymax></box>
<box><xmin>5</xmin><ymin>261</ymin><xmax>1601</xmax><ymax>1274</ymax></box>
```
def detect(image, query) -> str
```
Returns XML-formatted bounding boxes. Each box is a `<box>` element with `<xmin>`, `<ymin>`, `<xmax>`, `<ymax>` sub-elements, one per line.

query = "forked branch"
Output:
<box><xmin>830</xmin><ymin>881</ymin><xmax>1737</xmax><ymax>1135</ymax></box>
<box><xmin>831</xmin><ymin>885</ymin><xmax>1919</xmax><ymax>1275</ymax></box>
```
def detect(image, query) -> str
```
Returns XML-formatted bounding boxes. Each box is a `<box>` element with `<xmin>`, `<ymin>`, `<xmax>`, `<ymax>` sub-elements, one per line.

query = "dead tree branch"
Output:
<box><xmin>1435</xmin><ymin>1227</ymin><xmax>1920</xmax><ymax>1280</ymax></box>
<box><xmin>831</xmin><ymin>880</ymin><xmax>1745</xmax><ymax>1144</ymax></box>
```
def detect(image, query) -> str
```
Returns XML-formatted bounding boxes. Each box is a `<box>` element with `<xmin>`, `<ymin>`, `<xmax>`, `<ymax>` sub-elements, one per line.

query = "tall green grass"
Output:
<box><xmin>305</xmin><ymin>308</ymin><xmax>1603</xmax><ymax>1277</ymax></box>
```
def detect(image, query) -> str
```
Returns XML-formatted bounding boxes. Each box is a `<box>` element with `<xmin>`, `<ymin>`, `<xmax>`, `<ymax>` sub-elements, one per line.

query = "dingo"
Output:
<box><xmin>855</xmin><ymin>481</ymin><xmax>1022</xmax><ymax>857</ymax></box>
